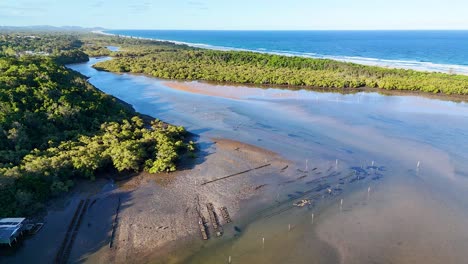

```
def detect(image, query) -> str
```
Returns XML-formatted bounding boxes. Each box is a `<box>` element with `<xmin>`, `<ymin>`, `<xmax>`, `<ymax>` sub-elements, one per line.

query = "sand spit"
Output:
<box><xmin>162</xmin><ymin>81</ymin><xmax>305</xmax><ymax>101</ymax></box>
<box><xmin>163</xmin><ymin>81</ymin><xmax>247</xmax><ymax>100</ymax></box>
<box><xmin>162</xmin><ymin>80</ymin><xmax>468</xmax><ymax>103</ymax></box>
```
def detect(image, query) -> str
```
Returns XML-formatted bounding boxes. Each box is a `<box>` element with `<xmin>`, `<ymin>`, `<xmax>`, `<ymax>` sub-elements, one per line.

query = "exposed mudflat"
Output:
<box><xmin>76</xmin><ymin>138</ymin><xmax>292</xmax><ymax>264</ymax></box>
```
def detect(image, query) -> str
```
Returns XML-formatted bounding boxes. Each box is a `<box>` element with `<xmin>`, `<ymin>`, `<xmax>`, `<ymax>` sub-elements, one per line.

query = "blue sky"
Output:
<box><xmin>0</xmin><ymin>0</ymin><xmax>467</xmax><ymax>30</ymax></box>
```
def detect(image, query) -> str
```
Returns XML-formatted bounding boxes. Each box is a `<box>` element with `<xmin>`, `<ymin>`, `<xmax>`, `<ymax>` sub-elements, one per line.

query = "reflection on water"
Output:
<box><xmin>69</xmin><ymin>58</ymin><xmax>468</xmax><ymax>264</ymax></box>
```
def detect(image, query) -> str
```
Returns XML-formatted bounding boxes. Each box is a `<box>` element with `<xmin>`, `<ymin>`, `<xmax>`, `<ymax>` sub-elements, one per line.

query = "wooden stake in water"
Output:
<box><xmin>306</xmin><ymin>159</ymin><xmax>308</xmax><ymax>171</ymax></box>
<box><xmin>228</xmin><ymin>256</ymin><xmax>231</xmax><ymax>264</ymax></box>
<box><xmin>262</xmin><ymin>237</ymin><xmax>265</xmax><ymax>249</ymax></box>
<box><xmin>288</xmin><ymin>224</ymin><xmax>291</xmax><ymax>231</ymax></box>
<box><xmin>372</xmin><ymin>161</ymin><xmax>375</xmax><ymax>166</ymax></box>
<box><xmin>340</xmin><ymin>199</ymin><xmax>343</xmax><ymax>211</ymax></box>
<box><xmin>311</xmin><ymin>213</ymin><xmax>314</xmax><ymax>224</ymax></box>
<box><xmin>335</xmin><ymin>159</ymin><xmax>339</xmax><ymax>169</ymax></box>
<box><xmin>367</xmin><ymin>186</ymin><xmax>371</xmax><ymax>200</ymax></box>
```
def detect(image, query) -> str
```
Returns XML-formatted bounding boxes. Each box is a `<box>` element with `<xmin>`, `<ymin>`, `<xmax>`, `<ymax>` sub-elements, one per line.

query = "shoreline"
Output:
<box><xmin>161</xmin><ymin>79</ymin><xmax>468</xmax><ymax>103</ymax></box>
<box><xmin>89</xmin><ymin>51</ymin><xmax>468</xmax><ymax>101</ymax></box>
<box><xmin>84</xmin><ymin>138</ymin><xmax>295</xmax><ymax>263</ymax></box>
<box><xmin>59</xmin><ymin>56</ymin><xmax>468</xmax><ymax>263</ymax></box>
<box><xmin>93</xmin><ymin>30</ymin><xmax>468</xmax><ymax>75</ymax></box>
<box><xmin>89</xmin><ymin>57</ymin><xmax>468</xmax><ymax>103</ymax></box>
<box><xmin>1</xmin><ymin>137</ymin><xmax>295</xmax><ymax>263</ymax></box>
<box><xmin>9</xmin><ymin>56</ymin><xmax>466</xmax><ymax>263</ymax></box>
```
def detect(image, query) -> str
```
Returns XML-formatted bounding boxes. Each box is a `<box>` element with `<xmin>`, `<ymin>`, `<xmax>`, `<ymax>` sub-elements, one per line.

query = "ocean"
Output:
<box><xmin>105</xmin><ymin>30</ymin><xmax>468</xmax><ymax>74</ymax></box>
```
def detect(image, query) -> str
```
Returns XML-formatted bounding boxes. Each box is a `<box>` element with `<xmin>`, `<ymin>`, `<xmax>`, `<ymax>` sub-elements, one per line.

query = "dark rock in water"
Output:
<box><xmin>288</xmin><ymin>194</ymin><xmax>297</xmax><ymax>198</ymax></box>
<box><xmin>234</xmin><ymin>226</ymin><xmax>242</xmax><ymax>233</ymax></box>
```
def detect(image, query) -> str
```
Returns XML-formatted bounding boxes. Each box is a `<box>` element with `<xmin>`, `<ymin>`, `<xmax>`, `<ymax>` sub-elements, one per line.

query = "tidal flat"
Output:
<box><xmin>4</xmin><ymin>56</ymin><xmax>467</xmax><ymax>264</ymax></box>
<box><xmin>72</xmin><ymin>57</ymin><xmax>468</xmax><ymax>264</ymax></box>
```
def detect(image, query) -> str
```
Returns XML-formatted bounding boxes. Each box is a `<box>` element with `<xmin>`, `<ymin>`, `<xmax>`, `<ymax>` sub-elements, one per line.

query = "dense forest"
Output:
<box><xmin>92</xmin><ymin>36</ymin><xmax>468</xmax><ymax>95</ymax></box>
<box><xmin>0</xmin><ymin>33</ymin><xmax>192</xmax><ymax>217</ymax></box>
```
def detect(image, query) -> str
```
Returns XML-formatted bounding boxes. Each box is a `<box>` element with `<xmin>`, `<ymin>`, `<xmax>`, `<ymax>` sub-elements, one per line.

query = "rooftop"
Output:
<box><xmin>0</xmin><ymin>218</ymin><xmax>26</xmax><ymax>244</ymax></box>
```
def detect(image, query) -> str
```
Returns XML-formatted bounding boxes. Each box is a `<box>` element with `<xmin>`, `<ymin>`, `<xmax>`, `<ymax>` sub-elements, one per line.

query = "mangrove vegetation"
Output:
<box><xmin>0</xmin><ymin>33</ymin><xmax>192</xmax><ymax>217</ymax></box>
<box><xmin>92</xmin><ymin>36</ymin><xmax>468</xmax><ymax>95</ymax></box>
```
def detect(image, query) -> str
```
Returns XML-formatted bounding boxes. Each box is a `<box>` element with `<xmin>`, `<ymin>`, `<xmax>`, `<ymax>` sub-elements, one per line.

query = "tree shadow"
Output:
<box><xmin>176</xmin><ymin>131</ymin><xmax>214</xmax><ymax>171</ymax></box>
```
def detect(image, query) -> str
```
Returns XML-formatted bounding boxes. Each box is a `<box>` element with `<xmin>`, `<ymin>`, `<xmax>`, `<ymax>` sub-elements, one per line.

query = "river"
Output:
<box><xmin>68</xmin><ymin>57</ymin><xmax>468</xmax><ymax>264</ymax></box>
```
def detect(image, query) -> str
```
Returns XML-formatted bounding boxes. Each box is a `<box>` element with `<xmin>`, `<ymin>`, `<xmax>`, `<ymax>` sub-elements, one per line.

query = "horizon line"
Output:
<box><xmin>2</xmin><ymin>25</ymin><xmax>468</xmax><ymax>31</ymax></box>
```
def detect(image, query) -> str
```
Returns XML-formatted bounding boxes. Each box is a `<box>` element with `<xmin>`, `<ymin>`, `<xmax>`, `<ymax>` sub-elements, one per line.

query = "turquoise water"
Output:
<box><xmin>105</xmin><ymin>30</ymin><xmax>468</xmax><ymax>74</ymax></box>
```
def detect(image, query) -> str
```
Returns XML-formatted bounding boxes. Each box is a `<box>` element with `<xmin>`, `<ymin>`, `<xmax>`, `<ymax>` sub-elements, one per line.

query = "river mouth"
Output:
<box><xmin>64</xmin><ymin>57</ymin><xmax>468</xmax><ymax>264</ymax></box>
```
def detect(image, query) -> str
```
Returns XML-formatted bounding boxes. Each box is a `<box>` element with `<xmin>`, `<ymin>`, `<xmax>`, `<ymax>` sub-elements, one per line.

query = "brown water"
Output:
<box><xmin>67</xmin><ymin>58</ymin><xmax>468</xmax><ymax>264</ymax></box>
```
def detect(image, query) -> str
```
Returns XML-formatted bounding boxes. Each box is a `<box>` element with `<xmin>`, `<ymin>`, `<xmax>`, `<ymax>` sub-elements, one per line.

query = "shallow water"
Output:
<box><xmin>69</xmin><ymin>58</ymin><xmax>468</xmax><ymax>264</ymax></box>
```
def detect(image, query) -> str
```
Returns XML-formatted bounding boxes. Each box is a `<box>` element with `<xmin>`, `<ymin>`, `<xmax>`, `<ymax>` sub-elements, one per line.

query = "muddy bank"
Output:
<box><xmin>0</xmin><ymin>138</ymin><xmax>292</xmax><ymax>264</ymax></box>
<box><xmin>75</xmin><ymin>138</ymin><xmax>292</xmax><ymax>264</ymax></box>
